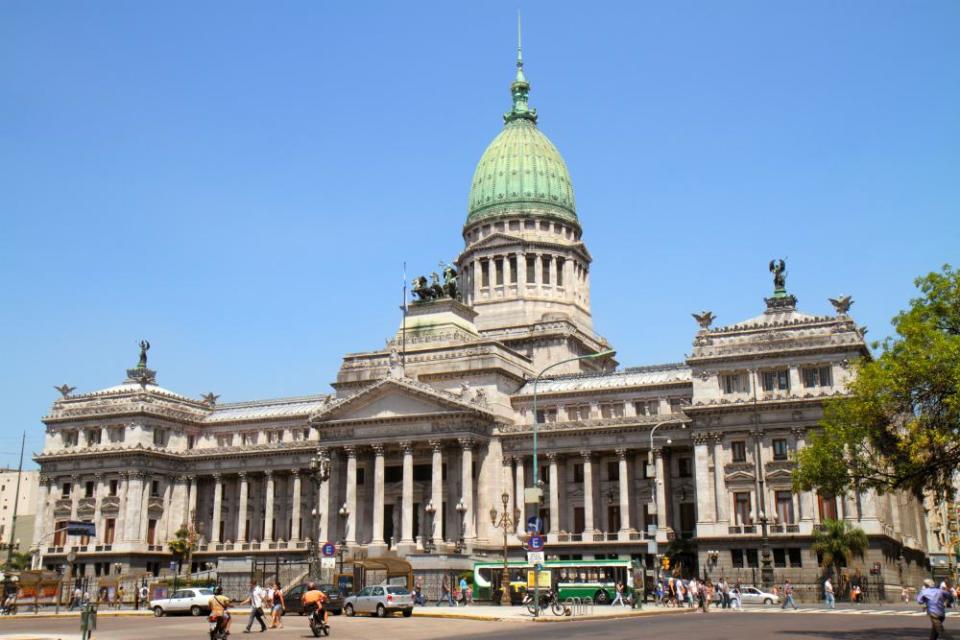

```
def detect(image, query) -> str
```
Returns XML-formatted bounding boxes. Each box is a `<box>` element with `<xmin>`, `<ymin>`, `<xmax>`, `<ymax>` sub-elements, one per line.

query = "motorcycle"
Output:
<box><xmin>308</xmin><ymin>604</ymin><xmax>330</xmax><ymax>637</ymax></box>
<box><xmin>523</xmin><ymin>587</ymin><xmax>565</xmax><ymax>616</ymax></box>
<box><xmin>208</xmin><ymin>612</ymin><xmax>229</xmax><ymax>640</ymax></box>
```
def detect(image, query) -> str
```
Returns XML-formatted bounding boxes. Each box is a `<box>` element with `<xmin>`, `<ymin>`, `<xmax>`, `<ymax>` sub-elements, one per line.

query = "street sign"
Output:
<box><xmin>526</xmin><ymin>516</ymin><xmax>543</xmax><ymax>534</ymax></box>
<box><xmin>66</xmin><ymin>521</ymin><xmax>96</xmax><ymax>537</ymax></box>
<box><xmin>527</xmin><ymin>551</ymin><xmax>544</xmax><ymax>565</ymax></box>
<box><xmin>320</xmin><ymin>557</ymin><xmax>336</xmax><ymax>569</ymax></box>
<box><xmin>646</xmin><ymin>540</ymin><xmax>658</xmax><ymax>555</ymax></box>
<box><xmin>528</xmin><ymin>534</ymin><xmax>545</xmax><ymax>551</ymax></box>
<box><xmin>321</xmin><ymin>541</ymin><xmax>336</xmax><ymax>557</ymax></box>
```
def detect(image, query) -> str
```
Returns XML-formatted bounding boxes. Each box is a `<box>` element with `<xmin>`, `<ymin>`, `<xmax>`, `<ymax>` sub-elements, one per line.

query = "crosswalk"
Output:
<box><xmin>737</xmin><ymin>607</ymin><xmax>934</xmax><ymax>617</ymax></box>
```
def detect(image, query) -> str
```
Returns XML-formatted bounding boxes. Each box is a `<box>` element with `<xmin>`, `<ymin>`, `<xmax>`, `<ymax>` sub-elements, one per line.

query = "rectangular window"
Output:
<box><xmin>385</xmin><ymin>466</ymin><xmax>402</xmax><ymax>483</ymax></box>
<box><xmin>153</xmin><ymin>428</ymin><xmax>168</xmax><ymax>447</ymax></box>
<box><xmin>634</xmin><ymin>400</ymin><xmax>659</xmax><ymax>416</ymax></box>
<box><xmin>541</xmin><ymin>256</ymin><xmax>551</xmax><ymax>285</ymax></box>
<box><xmin>494</xmin><ymin>258</ymin><xmax>504</xmax><ymax>285</ymax></box>
<box><xmin>509</xmin><ymin>256</ymin><xmax>518</xmax><ymax>284</ymax></box>
<box><xmin>62</xmin><ymin>482</ymin><xmax>72</xmax><ymax>498</ymax></box>
<box><xmin>535</xmin><ymin>408</ymin><xmax>557</xmax><ymax>423</ymax></box>
<box><xmin>109</xmin><ymin>480</ymin><xmax>118</xmax><ymax>497</ymax></box>
<box><xmin>85</xmin><ymin>481</ymin><xmax>94</xmax><ymax>498</ymax></box>
<box><xmin>762</xmin><ymin>369</ymin><xmax>790</xmax><ymax>392</ymax></box>
<box><xmin>600</xmin><ymin>403</ymin><xmax>624</xmax><ymax>419</ymax></box>
<box><xmin>818</xmin><ymin>494</ymin><xmax>838</xmax><ymax>521</ymax></box>
<box><xmin>669</xmin><ymin>399</ymin><xmax>685</xmax><ymax>414</ymax></box>
<box><xmin>773</xmin><ymin>548</ymin><xmax>787</xmax><ymax>568</ymax></box>
<box><xmin>731</xmin><ymin>549</ymin><xmax>744</xmax><ymax>568</ymax></box>
<box><xmin>109</xmin><ymin>427</ymin><xmax>125</xmax><ymax>443</ymax></box>
<box><xmin>721</xmin><ymin>373</ymin><xmax>749</xmax><ymax>394</ymax></box>
<box><xmin>731</xmin><ymin>441</ymin><xmax>747</xmax><ymax>462</ymax></box>
<box><xmin>187</xmin><ymin>435</ymin><xmax>195</xmax><ymax>448</ymax></box>
<box><xmin>151</xmin><ymin>480</ymin><xmax>160</xmax><ymax>498</ymax></box>
<box><xmin>788</xmin><ymin>548</ymin><xmax>803</xmax><ymax>567</ymax></box>
<box><xmin>147</xmin><ymin>519</ymin><xmax>157</xmax><ymax>545</ymax></box>
<box><xmin>735</xmin><ymin>492</ymin><xmax>752</xmax><ymax>525</ymax></box>
<box><xmin>53</xmin><ymin>521</ymin><xmax>67</xmax><ymax>546</ymax></box>
<box><xmin>574</xmin><ymin>507</ymin><xmax>585</xmax><ymax>533</ymax></box>
<box><xmin>802</xmin><ymin>365</ymin><xmax>833</xmax><ymax>388</ymax></box>
<box><xmin>607</xmin><ymin>461</ymin><xmax>619</xmax><ymax>481</ymax></box>
<box><xmin>773</xmin><ymin>438</ymin><xmax>788</xmax><ymax>460</ymax></box>
<box><xmin>62</xmin><ymin>431</ymin><xmax>78</xmax><ymax>447</ymax></box>
<box><xmin>573</xmin><ymin>464</ymin><xmax>584</xmax><ymax>483</ymax></box>
<box><xmin>567</xmin><ymin>405</ymin><xmax>591</xmax><ymax>421</ymax></box>
<box><xmin>104</xmin><ymin>518</ymin><xmax>116</xmax><ymax>545</ymax></box>
<box><xmin>746</xmin><ymin>549</ymin><xmax>759</xmax><ymax>568</ymax></box>
<box><xmin>677</xmin><ymin>457</ymin><xmax>692</xmax><ymax>478</ymax></box>
<box><xmin>481</xmin><ymin>259</ymin><xmax>489</xmax><ymax>287</ymax></box>
<box><xmin>356</xmin><ymin>468</ymin><xmax>365</xmax><ymax>485</ymax></box>
<box><xmin>526</xmin><ymin>256</ymin><xmax>536</xmax><ymax>282</ymax></box>
<box><xmin>556</xmin><ymin>258</ymin><xmax>564</xmax><ymax>287</ymax></box>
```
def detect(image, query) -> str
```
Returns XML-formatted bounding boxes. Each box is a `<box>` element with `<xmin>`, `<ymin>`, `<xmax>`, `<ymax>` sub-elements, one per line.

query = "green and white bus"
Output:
<box><xmin>473</xmin><ymin>559</ymin><xmax>640</xmax><ymax>605</ymax></box>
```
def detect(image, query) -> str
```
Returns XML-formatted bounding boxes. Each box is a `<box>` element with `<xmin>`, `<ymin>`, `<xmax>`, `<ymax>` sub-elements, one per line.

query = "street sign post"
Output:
<box><xmin>526</xmin><ymin>516</ymin><xmax>543</xmax><ymax>534</ymax></box>
<box><xmin>321</xmin><ymin>542</ymin><xmax>336</xmax><ymax>557</ymax></box>
<box><xmin>320</xmin><ymin>557</ymin><xmax>335</xmax><ymax>569</ymax></box>
<box><xmin>527</xmin><ymin>551</ymin><xmax>544</xmax><ymax>565</ymax></box>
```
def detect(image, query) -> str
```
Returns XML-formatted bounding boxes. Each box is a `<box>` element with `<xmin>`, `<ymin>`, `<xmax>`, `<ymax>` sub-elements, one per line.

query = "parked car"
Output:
<box><xmin>284</xmin><ymin>583</ymin><xmax>345</xmax><ymax>616</ymax></box>
<box><xmin>150</xmin><ymin>587</ymin><xmax>215</xmax><ymax>617</ymax></box>
<box><xmin>738</xmin><ymin>586</ymin><xmax>780</xmax><ymax>605</ymax></box>
<box><xmin>343</xmin><ymin>585</ymin><xmax>414</xmax><ymax>618</ymax></box>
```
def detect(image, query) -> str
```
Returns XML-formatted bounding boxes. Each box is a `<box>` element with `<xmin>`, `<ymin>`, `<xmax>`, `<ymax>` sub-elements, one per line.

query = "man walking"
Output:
<box><xmin>781</xmin><ymin>579</ymin><xmax>798</xmax><ymax>610</ymax></box>
<box><xmin>917</xmin><ymin>578</ymin><xmax>954</xmax><ymax>639</ymax></box>
<box><xmin>824</xmin><ymin>578</ymin><xmax>835</xmax><ymax>609</ymax></box>
<box><xmin>242</xmin><ymin>578</ymin><xmax>268</xmax><ymax>633</ymax></box>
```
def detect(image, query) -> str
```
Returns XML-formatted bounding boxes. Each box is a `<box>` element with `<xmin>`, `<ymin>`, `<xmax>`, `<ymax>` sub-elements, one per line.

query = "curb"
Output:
<box><xmin>412</xmin><ymin>608</ymin><xmax>692</xmax><ymax>623</ymax></box>
<box><xmin>0</xmin><ymin>611</ymin><xmax>153</xmax><ymax>621</ymax></box>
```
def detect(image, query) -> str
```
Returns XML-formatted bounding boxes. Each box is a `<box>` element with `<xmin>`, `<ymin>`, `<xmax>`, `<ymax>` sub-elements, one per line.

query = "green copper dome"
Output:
<box><xmin>466</xmin><ymin>40</ymin><xmax>577</xmax><ymax>227</ymax></box>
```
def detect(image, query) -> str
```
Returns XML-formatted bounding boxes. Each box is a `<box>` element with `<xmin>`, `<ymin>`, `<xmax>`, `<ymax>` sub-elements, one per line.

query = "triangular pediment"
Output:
<box><xmin>311</xmin><ymin>377</ymin><xmax>494</xmax><ymax>424</ymax></box>
<box><xmin>725</xmin><ymin>471</ymin><xmax>756</xmax><ymax>483</ymax></box>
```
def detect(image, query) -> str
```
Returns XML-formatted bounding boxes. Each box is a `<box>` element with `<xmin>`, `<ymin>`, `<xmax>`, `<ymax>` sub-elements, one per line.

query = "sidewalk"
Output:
<box><xmin>412</xmin><ymin>603</ymin><xmax>692</xmax><ymax>622</ymax></box>
<box><xmin>0</xmin><ymin>607</ymin><xmax>153</xmax><ymax>620</ymax></box>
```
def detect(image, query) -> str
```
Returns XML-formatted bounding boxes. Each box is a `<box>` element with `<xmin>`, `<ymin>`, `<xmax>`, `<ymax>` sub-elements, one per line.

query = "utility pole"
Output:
<box><xmin>6</xmin><ymin>432</ymin><xmax>26</xmax><ymax>566</ymax></box>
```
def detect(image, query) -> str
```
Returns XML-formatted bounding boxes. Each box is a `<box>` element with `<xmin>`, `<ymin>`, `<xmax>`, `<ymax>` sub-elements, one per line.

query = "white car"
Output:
<box><xmin>738</xmin><ymin>585</ymin><xmax>780</xmax><ymax>605</ymax></box>
<box><xmin>150</xmin><ymin>587</ymin><xmax>216</xmax><ymax>617</ymax></box>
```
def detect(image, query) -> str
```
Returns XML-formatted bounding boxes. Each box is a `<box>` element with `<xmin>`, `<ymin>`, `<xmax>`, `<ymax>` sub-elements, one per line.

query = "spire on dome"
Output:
<box><xmin>504</xmin><ymin>14</ymin><xmax>537</xmax><ymax>124</ymax></box>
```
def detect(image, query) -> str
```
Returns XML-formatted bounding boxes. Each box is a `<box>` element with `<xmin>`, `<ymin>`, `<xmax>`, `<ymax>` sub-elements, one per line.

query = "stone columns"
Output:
<box><xmin>792</xmin><ymin>428</ymin><xmax>813</xmax><ymax>522</ymax></box>
<box><xmin>210</xmin><ymin>474</ymin><xmax>224</xmax><ymax>543</ymax></box>
<box><xmin>547</xmin><ymin>452</ymin><xmax>560</xmax><ymax>542</ymax></box>
<box><xmin>710</xmin><ymin>434</ymin><xmax>727</xmax><ymax>523</ymax></box>
<box><xmin>460</xmin><ymin>439</ymin><xmax>476</xmax><ymax>540</ymax></box>
<box><xmin>187</xmin><ymin>476</ymin><xmax>198</xmax><ymax>526</ymax></box>
<box><xmin>694</xmin><ymin>433</ymin><xmax>713</xmax><ymax>526</ymax></box>
<box><xmin>290</xmin><ymin>470</ymin><xmax>302</xmax><ymax>541</ymax></box>
<box><xmin>139</xmin><ymin>475</ymin><xmax>151</xmax><ymax>542</ymax></box>
<box><xmin>69</xmin><ymin>474</ymin><xmax>80</xmax><ymax>521</ymax></box>
<box><xmin>93</xmin><ymin>473</ymin><xmax>104</xmax><ymax>542</ymax></box>
<box><xmin>400</xmin><ymin>441</ymin><xmax>414</xmax><ymax>545</ymax></box>
<box><xmin>123</xmin><ymin>472</ymin><xmax>144</xmax><ymax>543</ymax></box>
<box><xmin>263</xmin><ymin>471</ymin><xmax>275</xmax><ymax>542</ymax></box>
<box><xmin>616</xmin><ymin>448</ymin><xmax>632</xmax><ymax>538</ymax></box>
<box><xmin>344</xmin><ymin>446</ymin><xmax>357</xmax><ymax>545</ymax></box>
<box><xmin>237</xmin><ymin>472</ymin><xmax>249</xmax><ymax>543</ymax></box>
<box><xmin>580</xmin><ymin>451</ymin><xmax>595</xmax><ymax>535</ymax></box>
<box><xmin>372</xmin><ymin>445</ymin><xmax>386</xmax><ymax>545</ymax></box>
<box><xmin>430</xmin><ymin>441</ymin><xmax>444</xmax><ymax>544</ymax></box>
<box><xmin>751</xmin><ymin>431</ymin><xmax>767</xmax><ymax>519</ymax></box>
<box><xmin>514</xmin><ymin>456</ymin><xmax>525</xmax><ymax>533</ymax></box>
<box><xmin>654</xmin><ymin>449</ymin><xmax>669</xmax><ymax>542</ymax></box>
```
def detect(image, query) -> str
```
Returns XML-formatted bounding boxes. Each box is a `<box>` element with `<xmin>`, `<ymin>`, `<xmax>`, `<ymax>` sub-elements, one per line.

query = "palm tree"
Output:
<box><xmin>167</xmin><ymin>524</ymin><xmax>198</xmax><ymax>577</ymax></box>
<box><xmin>811</xmin><ymin>518</ymin><xmax>869</xmax><ymax>577</ymax></box>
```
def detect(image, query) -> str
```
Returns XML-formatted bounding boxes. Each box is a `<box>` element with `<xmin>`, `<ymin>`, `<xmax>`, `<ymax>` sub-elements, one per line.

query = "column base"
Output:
<box><xmin>367</xmin><ymin>542</ymin><xmax>388</xmax><ymax>556</ymax></box>
<box><xmin>396</xmin><ymin>540</ymin><xmax>416</xmax><ymax>555</ymax></box>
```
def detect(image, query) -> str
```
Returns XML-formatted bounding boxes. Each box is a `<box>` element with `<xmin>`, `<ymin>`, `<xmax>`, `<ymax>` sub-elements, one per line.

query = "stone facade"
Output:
<box><xmin>31</xmin><ymin>46</ymin><xmax>932</xmax><ymax>597</ymax></box>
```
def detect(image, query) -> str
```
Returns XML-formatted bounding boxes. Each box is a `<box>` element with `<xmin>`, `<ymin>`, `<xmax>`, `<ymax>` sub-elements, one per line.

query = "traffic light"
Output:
<box><xmin>661</xmin><ymin>555</ymin><xmax>671</xmax><ymax>570</ymax></box>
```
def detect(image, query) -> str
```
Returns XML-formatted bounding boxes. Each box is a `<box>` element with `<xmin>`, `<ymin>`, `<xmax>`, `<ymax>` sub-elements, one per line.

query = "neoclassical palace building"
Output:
<box><xmin>33</xmin><ymin>45</ymin><xmax>931</xmax><ymax>592</ymax></box>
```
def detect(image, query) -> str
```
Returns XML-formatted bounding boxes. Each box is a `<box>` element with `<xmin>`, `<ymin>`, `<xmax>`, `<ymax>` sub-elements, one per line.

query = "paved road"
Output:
<box><xmin>0</xmin><ymin>610</ymin><xmax>947</xmax><ymax>639</ymax></box>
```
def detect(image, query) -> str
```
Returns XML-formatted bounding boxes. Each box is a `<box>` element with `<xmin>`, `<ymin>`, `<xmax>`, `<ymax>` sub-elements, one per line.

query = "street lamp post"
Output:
<box><xmin>756</xmin><ymin>511</ymin><xmax>775</xmax><ymax>589</ymax></box>
<box><xmin>530</xmin><ymin>349</ymin><xmax>615</xmax><ymax>617</ymax></box>
<box><xmin>308</xmin><ymin>451</ymin><xmax>331</xmax><ymax>578</ymax></box>
<box><xmin>424</xmin><ymin>501</ymin><xmax>436</xmax><ymax>553</ymax></box>
<box><xmin>455</xmin><ymin>499</ymin><xmax>467</xmax><ymax>554</ymax></box>
<box><xmin>489</xmin><ymin>491</ymin><xmax>520</xmax><ymax>606</ymax></box>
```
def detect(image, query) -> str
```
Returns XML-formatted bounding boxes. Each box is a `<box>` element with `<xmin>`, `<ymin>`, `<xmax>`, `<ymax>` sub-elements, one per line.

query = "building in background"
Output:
<box><xmin>31</xmin><ymin>42</ymin><xmax>933</xmax><ymax>597</ymax></box>
<box><xmin>0</xmin><ymin>468</ymin><xmax>38</xmax><ymax>556</ymax></box>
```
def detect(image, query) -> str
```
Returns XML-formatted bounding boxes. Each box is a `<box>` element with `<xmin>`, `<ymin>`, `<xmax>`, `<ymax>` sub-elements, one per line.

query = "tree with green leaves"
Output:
<box><xmin>811</xmin><ymin>518</ymin><xmax>869</xmax><ymax>576</ymax></box>
<box><xmin>3</xmin><ymin>551</ymin><xmax>32</xmax><ymax>571</ymax></box>
<box><xmin>167</xmin><ymin>524</ymin><xmax>198</xmax><ymax>576</ymax></box>
<box><xmin>794</xmin><ymin>265</ymin><xmax>960</xmax><ymax>500</ymax></box>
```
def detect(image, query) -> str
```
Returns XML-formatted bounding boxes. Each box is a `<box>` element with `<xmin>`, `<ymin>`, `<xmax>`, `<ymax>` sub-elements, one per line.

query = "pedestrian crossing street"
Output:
<box><xmin>737</xmin><ymin>607</ymin><xmax>935</xmax><ymax>617</ymax></box>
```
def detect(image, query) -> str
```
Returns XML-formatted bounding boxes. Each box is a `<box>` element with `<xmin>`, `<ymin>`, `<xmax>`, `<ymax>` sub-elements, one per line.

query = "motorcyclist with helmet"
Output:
<box><xmin>207</xmin><ymin>585</ymin><xmax>232</xmax><ymax>636</ymax></box>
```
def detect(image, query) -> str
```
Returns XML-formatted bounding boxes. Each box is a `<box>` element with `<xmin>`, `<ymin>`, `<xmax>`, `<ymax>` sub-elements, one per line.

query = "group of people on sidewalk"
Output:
<box><xmin>429</xmin><ymin>575</ymin><xmax>473</xmax><ymax>607</ymax></box>
<box><xmin>656</xmin><ymin>576</ymin><xmax>742</xmax><ymax>611</ymax></box>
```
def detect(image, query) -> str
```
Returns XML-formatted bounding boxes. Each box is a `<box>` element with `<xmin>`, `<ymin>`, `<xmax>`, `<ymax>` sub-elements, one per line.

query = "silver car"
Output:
<box><xmin>343</xmin><ymin>585</ymin><xmax>414</xmax><ymax>618</ymax></box>
<box><xmin>738</xmin><ymin>585</ymin><xmax>780</xmax><ymax>605</ymax></box>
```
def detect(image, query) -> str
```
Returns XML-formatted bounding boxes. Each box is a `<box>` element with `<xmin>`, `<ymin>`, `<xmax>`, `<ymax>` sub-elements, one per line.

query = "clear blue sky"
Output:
<box><xmin>2</xmin><ymin>2</ymin><xmax>958</xmax><ymax>469</ymax></box>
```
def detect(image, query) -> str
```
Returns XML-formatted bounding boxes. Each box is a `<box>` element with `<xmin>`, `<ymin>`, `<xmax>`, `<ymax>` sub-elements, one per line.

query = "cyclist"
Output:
<box><xmin>208</xmin><ymin>585</ymin><xmax>232</xmax><ymax>635</ymax></box>
<box><xmin>301</xmin><ymin>582</ymin><xmax>329</xmax><ymax>626</ymax></box>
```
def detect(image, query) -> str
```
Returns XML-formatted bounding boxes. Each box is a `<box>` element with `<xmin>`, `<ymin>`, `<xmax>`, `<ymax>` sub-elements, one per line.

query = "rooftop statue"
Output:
<box><xmin>829</xmin><ymin>295</ymin><xmax>854</xmax><ymax>316</ymax></box>
<box><xmin>769</xmin><ymin>259</ymin><xmax>787</xmax><ymax>294</ymax></box>
<box><xmin>692</xmin><ymin>311</ymin><xmax>716</xmax><ymax>330</ymax></box>
<box><xmin>201</xmin><ymin>392</ymin><xmax>220</xmax><ymax>407</ymax></box>
<box><xmin>411</xmin><ymin>263</ymin><xmax>459</xmax><ymax>303</ymax></box>
<box><xmin>137</xmin><ymin>339</ymin><xmax>151</xmax><ymax>368</ymax></box>
<box><xmin>53</xmin><ymin>384</ymin><xmax>76</xmax><ymax>398</ymax></box>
